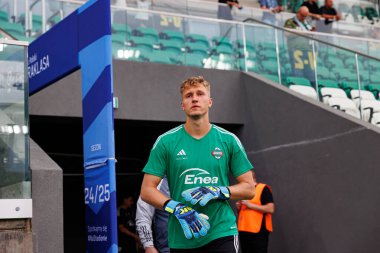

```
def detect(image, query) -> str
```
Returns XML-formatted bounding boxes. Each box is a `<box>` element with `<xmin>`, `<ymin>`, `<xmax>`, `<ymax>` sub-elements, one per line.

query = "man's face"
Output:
<box><xmin>326</xmin><ymin>0</ymin><xmax>333</xmax><ymax>8</ymax></box>
<box><xmin>181</xmin><ymin>84</ymin><xmax>212</xmax><ymax>119</ymax></box>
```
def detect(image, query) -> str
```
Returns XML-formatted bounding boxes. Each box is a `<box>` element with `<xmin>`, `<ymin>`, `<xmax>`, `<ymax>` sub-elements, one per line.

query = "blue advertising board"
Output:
<box><xmin>28</xmin><ymin>0</ymin><xmax>118</xmax><ymax>252</ymax></box>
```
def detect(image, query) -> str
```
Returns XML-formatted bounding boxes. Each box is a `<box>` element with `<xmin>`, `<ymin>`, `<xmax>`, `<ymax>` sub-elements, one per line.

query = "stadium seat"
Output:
<box><xmin>320</xmin><ymin>87</ymin><xmax>347</xmax><ymax>104</ymax></box>
<box><xmin>318</xmin><ymin>79</ymin><xmax>340</xmax><ymax>89</ymax></box>
<box><xmin>260</xmin><ymin>60</ymin><xmax>278</xmax><ymax>75</ymax></box>
<box><xmin>186</xmin><ymin>42</ymin><xmax>209</xmax><ymax>58</ymax></box>
<box><xmin>112</xmin><ymin>33</ymin><xmax>128</xmax><ymax>45</ymax></box>
<box><xmin>335</xmin><ymin>69</ymin><xmax>358</xmax><ymax>82</ymax></box>
<box><xmin>350</xmin><ymin>90</ymin><xmax>376</xmax><ymax>107</ymax></box>
<box><xmin>158</xmin><ymin>40</ymin><xmax>182</xmax><ymax>54</ymax></box>
<box><xmin>341</xmin><ymin>81</ymin><xmax>360</xmax><ymax>96</ymax></box>
<box><xmin>285</xmin><ymin>76</ymin><xmax>311</xmax><ymax>87</ymax></box>
<box><xmin>235</xmin><ymin>40</ymin><xmax>255</xmax><ymax>51</ymax></box>
<box><xmin>328</xmin><ymin>97</ymin><xmax>361</xmax><ymax>118</ymax></box>
<box><xmin>236</xmin><ymin>48</ymin><xmax>256</xmax><ymax>60</ymax></box>
<box><xmin>261</xmin><ymin>74</ymin><xmax>279</xmax><ymax>83</ymax></box>
<box><xmin>186</xmin><ymin>34</ymin><xmax>209</xmax><ymax>48</ymax></box>
<box><xmin>134</xmin><ymin>27</ymin><xmax>159</xmax><ymax>41</ymax></box>
<box><xmin>317</xmin><ymin>67</ymin><xmax>335</xmax><ymax>80</ymax></box>
<box><xmin>0</xmin><ymin>21</ymin><xmax>25</xmax><ymax>39</ymax></box>
<box><xmin>0</xmin><ymin>10</ymin><xmax>9</xmax><ymax>22</ymax></box>
<box><xmin>258</xmin><ymin>42</ymin><xmax>276</xmax><ymax>52</ymax></box>
<box><xmin>238</xmin><ymin>59</ymin><xmax>259</xmax><ymax>72</ymax></box>
<box><xmin>212</xmin><ymin>36</ymin><xmax>233</xmax><ymax>50</ymax></box>
<box><xmin>359</xmin><ymin>99</ymin><xmax>380</xmax><ymax>122</ymax></box>
<box><xmin>128</xmin><ymin>36</ymin><xmax>156</xmax><ymax>51</ymax></box>
<box><xmin>289</xmin><ymin>85</ymin><xmax>318</xmax><ymax>100</ymax></box>
<box><xmin>112</xmin><ymin>23</ymin><xmax>132</xmax><ymax>37</ymax></box>
<box><xmin>366</xmin><ymin>83</ymin><xmax>380</xmax><ymax>99</ymax></box>
<box><xmin>258</xmin><ymin>50</ymin><xmax>278</xmax><ymax>61</ymax></box>
<box><xmin>204</xmin><ymin>55</ymin><xmax>235</xmax><ymax>70</ymax></box>
<box><xmin>160</xmin><ymin>29</ymin><xmax>185</xmax><ymax>44</ymax></box>
<box><xmin>326</xmin><ymin>58</ymin><xmax>345</xmax><ymax>69</ymax></box>
<box><xmin>365</xmin><ymin>7</ymin><xmax>379</xmax><ymax>23</ymax></box>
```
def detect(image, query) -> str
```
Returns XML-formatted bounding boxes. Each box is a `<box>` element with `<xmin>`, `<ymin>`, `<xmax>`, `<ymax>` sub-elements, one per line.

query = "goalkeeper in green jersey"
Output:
<box><xmin>140</xmin><ymin>76</ymin><xmax>255</xmax><ymax>253</ymax></box>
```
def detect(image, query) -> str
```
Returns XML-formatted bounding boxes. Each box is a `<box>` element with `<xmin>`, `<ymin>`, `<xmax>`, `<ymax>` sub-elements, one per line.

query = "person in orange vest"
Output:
<box><xmin>236</xmin><ymin>172</ymin><xmax>275</xmax><ymax>253</ymax></box>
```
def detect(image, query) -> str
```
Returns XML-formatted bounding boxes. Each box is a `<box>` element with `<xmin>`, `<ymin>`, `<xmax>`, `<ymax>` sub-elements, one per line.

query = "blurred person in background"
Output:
<box><xmin>259</xmin><ymin>0</ymin><xmax>283</xmax><ymax>25</ymax></box>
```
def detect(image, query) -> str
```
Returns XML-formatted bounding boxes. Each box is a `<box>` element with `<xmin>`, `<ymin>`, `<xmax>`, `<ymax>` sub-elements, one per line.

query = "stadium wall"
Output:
<box><xmin>29</xmin><ymin>60</ymin><xmax>380</xmax><ymax>253</ymax></box>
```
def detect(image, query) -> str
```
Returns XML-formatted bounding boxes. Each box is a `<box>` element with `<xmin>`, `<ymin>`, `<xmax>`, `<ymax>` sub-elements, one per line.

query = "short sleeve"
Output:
<box><xmin>229</xmin><ymin>135</ymin><xmax>253</xmax><ymax>178</ymax></box>
<box><xmin>142</xmin><ymin>138</ymin><xmax>167</xmax><ymax>178</ymax></box>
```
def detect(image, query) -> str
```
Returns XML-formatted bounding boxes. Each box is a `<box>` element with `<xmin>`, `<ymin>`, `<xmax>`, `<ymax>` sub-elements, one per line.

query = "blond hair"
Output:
<box><xmin>180</xmin><ymin>76</ymin><xmax>211</xmax><ymax>95</ymax></box>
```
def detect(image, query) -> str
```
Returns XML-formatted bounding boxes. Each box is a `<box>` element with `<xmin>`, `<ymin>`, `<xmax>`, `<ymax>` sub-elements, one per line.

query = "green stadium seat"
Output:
<box><xmin>238</xmin><ymin>59</ymin><xmax>259</xmax><ymax>72</ymax></box>
<box><xmin>258</xmin><ymin>50</ymin><xmax>278</xmax><ymax>61</ymax></box>
<box><xmin>258</xmin><ymin>42</ymin><xmax>276</xmax><ymax>51</ymax></box>
<box><xmin>334</xmin><ymin>68</ymin><xmax>358</xmax><ymax>82</ymax></box>
<box><xmin>112</xmin><ymin>33</ymin><xmax>128</xmax><ymax>45</ymax></box>
<box><xmin>0</xmin><ymin>10</ymin><xmax>9</xmax><ymax>22</ymax></box>
<box><xmin>0</xmin><ymin>21</ymin><xmax>25</xmax><ymax>39</ymax></box>
<box><xmin>186</xmin><ymin>34</ymin><xmax>209</xmax><ymax>48</ymax></box>
<box><xmin>158</xmin><ymin>40</ymin><xmax>182</xmax><ymax>54</ymax></box>
<box><xmin>235</xmin><ymin>40</ymin><xmax>255</xmax><ymax>51</ymax></box>
<box><xmin>317</xmin><ymin>66</ymin><xmax>334</xmax><ymax>80</ymax></box>
<box><xmin>325</xmin><ymin>57</ymin><xmax>345</xmax><ymax>69</ymax></box>
<box><xmin>286</xmin><ymin>76</ymin><xmax>311</xmax><ymax>87</ymax></box>
<box><xmin>341</xmin><ymin>81</ymin><xmax>360</xmax><ymax>96</ymax></box>
<box><xmin>112</xmin><ymin>23</ymin><xmax>132</xmax><ymax>36</ymax></box>
<box><xmin>236</xmin><ymin>48</ymin><xmax>256</xmax><ymax>60</ymax></box>
<box><xmin>134</xmin><ymin>27</ymin><xmax>159</xmax><ymax>41</ymax></box>
<box><xmin>318</xmin><ymin>79</ymin><xmax>340</xmax><ymax>89</ymax></box>
<box><xmin>204</xmin><ymin>55</ymin><xmax>235</xmax><ymax>70</ymax></box>
<box><xmin>160</xmin><ymin>29</ymin><xmax>185</xmax><ymax>44</ymax></box>
<box><xmin>128</xmin><ymin>36</ymin><xmax>155</xmax><ymax>51</ymax></box>
<box><xmin>212</xmin><ymin>36</ymin><xmax>233</xmax><ymax>50</ymax></box>
<box><xmin>260</xmin><ymin>60</ymin><xmax>278</xmax><ymax>75</ymax></box>
<box><xmin>186</xmin><ymin>42</ymin><xmax>209</xmax><ymax>58</ymax></box>
<box><xmin>365</xmin><ymin>6</ymin><xmax>379</xmax><ymax>21</ymax></box>
<box><xmin>261</xmin><ymin>74</ymin><xmax>279</xmax><ymax>83</ymax></box>
<box><xmin>214</xmin><ymin>44</ymin><xmax>234</xmax><ymax>55</ymax></box>
<box><xmin>366</xmin><ymin>83</ymin><xmax>380</xmax><ymax>98</ymax></box>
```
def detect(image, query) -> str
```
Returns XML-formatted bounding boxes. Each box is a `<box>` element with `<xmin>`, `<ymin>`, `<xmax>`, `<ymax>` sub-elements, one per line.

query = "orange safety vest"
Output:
<box><xmin>237</xmin><ymin>183</ymin><xmax>273</xmax><ymax>233</ymax></box>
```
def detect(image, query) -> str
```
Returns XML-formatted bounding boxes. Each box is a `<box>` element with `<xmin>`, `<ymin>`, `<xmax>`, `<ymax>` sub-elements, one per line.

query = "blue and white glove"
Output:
<box><xmin>164</xmin><ymin>199</ymin><xmax>210</xmax><ymax>239</ymax></box>
<box><xmin>182</xmin><ymin>186</ymin><xmax>230</xmax><ymax>206</ymax></box>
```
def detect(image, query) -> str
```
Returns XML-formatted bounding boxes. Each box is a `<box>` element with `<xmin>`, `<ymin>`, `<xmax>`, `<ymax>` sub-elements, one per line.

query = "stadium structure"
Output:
<box><xmin>1</xmin><ymin>0</ymin><xmax>380</xmax><ymax>252</ymax></box>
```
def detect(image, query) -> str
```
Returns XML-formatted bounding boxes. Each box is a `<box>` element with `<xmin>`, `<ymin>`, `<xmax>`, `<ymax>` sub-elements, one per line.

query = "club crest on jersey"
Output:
<box><xmin>211</xmin><ymin>147</ymin><xmax>223</xmax><ymax>159</ymax></box>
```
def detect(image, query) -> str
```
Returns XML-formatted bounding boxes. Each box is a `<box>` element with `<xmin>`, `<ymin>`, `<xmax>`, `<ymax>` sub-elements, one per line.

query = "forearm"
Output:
<box><xmin>228</xmin><ymin>171</ymin><xmax>255</xmax><ymax>200</ymax></box>
<box><xmin>245</xmin><ymin>202</ymin><xmax>275</xmax><ymax>214</ymax></box>
<box><xmin>141</xmin><ymin>174</ymin><xmax>170</xmax><ymax>210</ymax></box>
<box><xmin>322</xmin><ymin>13</ymin><xmax>337</xmax><ymax>20</ymax></box>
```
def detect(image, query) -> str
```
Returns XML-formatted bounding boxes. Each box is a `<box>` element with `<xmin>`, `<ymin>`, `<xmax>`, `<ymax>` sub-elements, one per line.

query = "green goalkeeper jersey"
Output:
<box><xmin>143</xmin><ymin>124</ymin><xmax>253</xmax><ymax>249</ymax></box>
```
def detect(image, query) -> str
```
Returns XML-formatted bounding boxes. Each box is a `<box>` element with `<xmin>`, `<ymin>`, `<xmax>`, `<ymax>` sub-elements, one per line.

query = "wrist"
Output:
<box><xmin>163</xmin><ymin>199</ymin><xmax>181</xmax><ymax>214</ymax></box>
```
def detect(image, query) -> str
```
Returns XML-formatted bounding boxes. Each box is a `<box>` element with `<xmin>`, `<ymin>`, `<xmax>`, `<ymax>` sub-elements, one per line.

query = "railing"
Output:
<box><xmin>0</xmin><ymin>39</ymin><xmax>31</xmax><ymax>218</ymax></box>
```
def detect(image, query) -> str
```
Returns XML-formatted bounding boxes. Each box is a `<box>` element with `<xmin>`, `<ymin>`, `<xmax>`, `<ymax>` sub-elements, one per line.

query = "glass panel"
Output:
<box><xmin>0</xmin><ymin>41</ymin><xmax>30</xmax><ymax>199</ymax></box>
<box><xmin>110</xmin><ymin>6</ymin><xmax>244</xmax><ymax>71</ymax></box>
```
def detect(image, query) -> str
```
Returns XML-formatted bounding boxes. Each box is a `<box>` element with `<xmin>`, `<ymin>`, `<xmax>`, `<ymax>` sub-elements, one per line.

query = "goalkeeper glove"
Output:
<box><xmin>163</xmin><ymin>199</ymin><xmax>210</xmax><ymax>239</ymax></box>
<box><xmin>182</xmin><ymin>186</ymin><xmax>230</xmax><ymax>206</ymax></box>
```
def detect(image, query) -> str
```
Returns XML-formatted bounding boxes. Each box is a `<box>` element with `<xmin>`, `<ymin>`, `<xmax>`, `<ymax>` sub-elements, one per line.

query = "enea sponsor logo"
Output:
<box><xmin>211</xmin><ymin>147</ymin><xmax>223</xmax><ymax>159</ymax></box>
<box><xmin>179</xmin><ymin>168</ymin><xmax>218</xmax><ymax>185</ymax></box>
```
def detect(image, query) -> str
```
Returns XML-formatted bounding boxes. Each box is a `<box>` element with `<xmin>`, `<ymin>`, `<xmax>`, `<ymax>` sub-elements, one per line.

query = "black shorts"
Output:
<box><xmin>170</xmin><ymin>235</ymin><xmax>239</xmax><ymax>253</ymax></box>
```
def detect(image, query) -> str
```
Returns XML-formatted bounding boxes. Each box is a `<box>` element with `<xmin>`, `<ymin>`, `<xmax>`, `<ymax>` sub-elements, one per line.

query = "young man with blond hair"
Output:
<box><xmin>140</xmin><ymin>76</ymin><xmax>255</xmax><ymax>253</ymax></box>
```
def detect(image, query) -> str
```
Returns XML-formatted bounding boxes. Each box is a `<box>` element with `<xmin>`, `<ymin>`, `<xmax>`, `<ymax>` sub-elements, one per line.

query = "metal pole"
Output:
<box><xmin>311</xmin><ymin>40</ymin><xmax>319</xmax><ymax>101</ymax></box>
<box><xmin>274</xmin><ymin>28</ymin><xmax>282</xmax><ymax>85</ymax></box>
<box><xmin>242</xmin><ymin>23</ymin><xmax>248</xmax><ymax>72</ymax></box>
<box><xmin>355</xmin><ymin>53</ymin><xmax>363</xmax><ymax>120</ymax></box>
<box><xmin>42</xmin><ymin>0</ymin><xmax>46</xmax><ymax>32</ymax></box>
